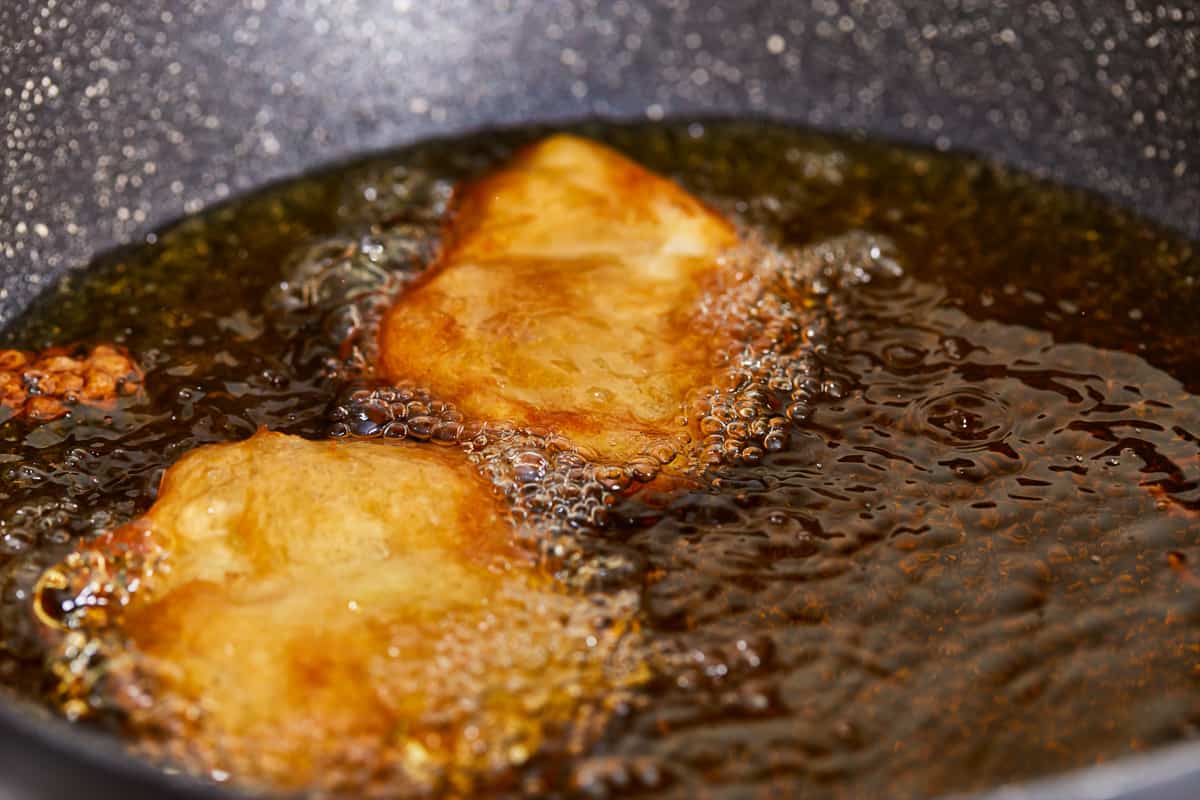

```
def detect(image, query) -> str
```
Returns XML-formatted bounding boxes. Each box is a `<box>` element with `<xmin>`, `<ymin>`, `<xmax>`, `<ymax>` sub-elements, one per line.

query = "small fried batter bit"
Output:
<box><xmin>379</xmin><ymin>135</ymin><xmax>744</xmax><ymax>468</ymax></box>
<box><xmin>0</xmin><ymin>344</ymin><xmax>141</xmax><ymax>422</ymax></box>
<box><xmin>36</xmin><ymin>431</ymin><xmax>641</xmax><ymax>795</ymax></box>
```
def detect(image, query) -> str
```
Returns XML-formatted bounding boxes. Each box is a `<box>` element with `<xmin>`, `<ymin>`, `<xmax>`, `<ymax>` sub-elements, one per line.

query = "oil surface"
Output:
<box><xmin>1</xmin><ymin>121</ymin><xmax>1199</xmax><ymax>799</ymax></box>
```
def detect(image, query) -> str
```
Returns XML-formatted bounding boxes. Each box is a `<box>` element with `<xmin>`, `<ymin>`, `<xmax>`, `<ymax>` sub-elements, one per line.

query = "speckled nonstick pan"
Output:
<box><xmin>1</xmin><ymin>1</ymin><xmax>1198</xmax><ymax>798</ymax></box>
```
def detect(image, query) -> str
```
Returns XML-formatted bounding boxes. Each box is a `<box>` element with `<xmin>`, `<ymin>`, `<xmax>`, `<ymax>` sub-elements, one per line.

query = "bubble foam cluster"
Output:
<box><xmin>265</xmin><ymin>163</ymin><xmax>449</xmax><ymax>376</ymax></box>
<box><xmin>689</xmin><ymin>232</ymin><xmax>903</xmax><ymax>468</ymax></box>
<box><xmin>327</xmin><ymin>381</ymin><xmax>637</xmax><ymax>578</ymax></box>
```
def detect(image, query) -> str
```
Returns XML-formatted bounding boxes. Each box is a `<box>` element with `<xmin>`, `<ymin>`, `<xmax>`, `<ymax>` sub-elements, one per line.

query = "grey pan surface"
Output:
<box><xmin>1</xmin><ymin>0</ymin><xmax>1198</xmax><ymax>797</ymax></box>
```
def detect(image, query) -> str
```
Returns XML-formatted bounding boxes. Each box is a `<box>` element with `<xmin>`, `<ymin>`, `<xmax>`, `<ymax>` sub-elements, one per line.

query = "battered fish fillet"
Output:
<box><xmin>379</xmin><ymin>135</ymin><xmax>741</xmax><ymax>466</ymax></box>
<box><xmin>37</xmin><ymin>431</ymin><xmax>639</xmax><ymax>793</ymax></box>
<box><xmin>0</xmin><ymin>344</ymin><xmax>141</xmax><ymax>422</ymax></box>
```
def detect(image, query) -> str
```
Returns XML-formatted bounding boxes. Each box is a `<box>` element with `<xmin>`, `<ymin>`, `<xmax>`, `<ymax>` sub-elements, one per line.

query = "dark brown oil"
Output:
<box><xmin>1</xmin><ymin>121</ymin><xmax>1199</xmax><ymax>799</ymax></box>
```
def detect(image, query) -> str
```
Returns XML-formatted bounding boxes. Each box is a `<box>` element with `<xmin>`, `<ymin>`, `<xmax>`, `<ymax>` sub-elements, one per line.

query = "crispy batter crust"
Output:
<box><xmin>37</xmin><ymin>431</ymin><xmax>640</xmax><ymax>792</ymax></box>
<box><xmin>379</xmin><ymin>135</ymin><xmax>741</xmax><ymax>466</ymax></box>
<box><xmin>0</xmin><ymin>344</ymin><xmax>141</xmax><ymax>421</ymax></box>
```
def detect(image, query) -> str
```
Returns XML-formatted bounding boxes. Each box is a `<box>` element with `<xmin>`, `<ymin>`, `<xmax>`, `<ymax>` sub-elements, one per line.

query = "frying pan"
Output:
<box><xmin>1</xmin><ymin>1</ymin><xmax>1198</xmax><ymax>797</ymax></box>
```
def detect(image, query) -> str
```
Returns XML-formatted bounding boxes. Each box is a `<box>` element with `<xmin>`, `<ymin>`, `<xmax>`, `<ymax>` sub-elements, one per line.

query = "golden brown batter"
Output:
<box><xmin>0</xmin><ymin>344</ymin><xmax>140</xmax><ymax>421</ymax></box>
<box><xmin>38</xmin><ymin>431</ymin><xmax>639</xmax><ymax>792</ymax></box>
<box><xmin>379</xmin><ymin>135</ymin><xmax>742</xmax><ymax>466</ymax></box>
